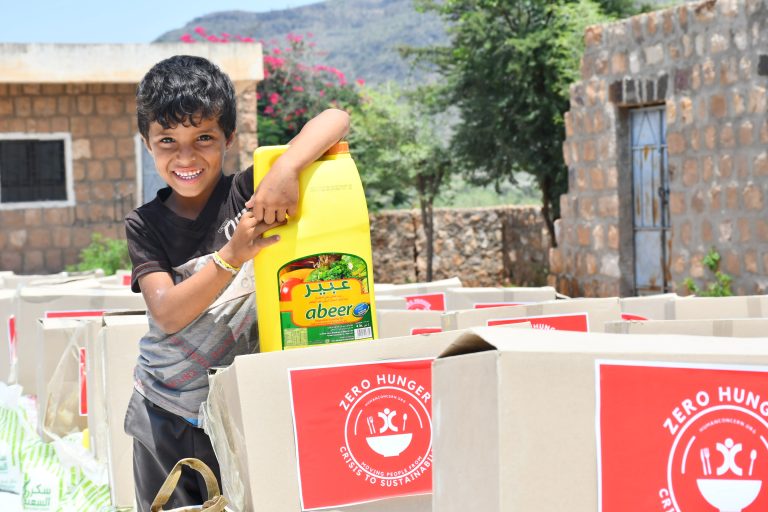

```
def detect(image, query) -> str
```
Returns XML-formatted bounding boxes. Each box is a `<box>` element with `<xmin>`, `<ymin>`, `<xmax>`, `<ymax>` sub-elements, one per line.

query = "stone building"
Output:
<box><xmin>0</xmin><ymin>44</ymin><xmax>261</xmax><ymax>273</ymax></box>
<box><xmin>551</xmin><ymin>0</ymin><xmax>768</xmax><ymax>297</ymax></box>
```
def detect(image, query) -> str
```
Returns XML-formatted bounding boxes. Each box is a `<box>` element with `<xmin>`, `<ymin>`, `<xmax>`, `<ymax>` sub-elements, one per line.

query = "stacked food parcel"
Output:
<box><xmin>0</xmin><ymin>271</ymin><xmax>145</xmax><ymax>510</ymax></box>
<box><xmin>2</xmin><ymin>271</ymin><xmax>768</xmax><ymax>511</ymax></box>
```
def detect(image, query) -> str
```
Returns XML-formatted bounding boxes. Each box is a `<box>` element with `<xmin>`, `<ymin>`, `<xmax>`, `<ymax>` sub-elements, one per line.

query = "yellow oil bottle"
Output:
<box><xmin>253</xmin><ymin>141</ymin><xmax>378</xmax><ymax>351</ymax></box>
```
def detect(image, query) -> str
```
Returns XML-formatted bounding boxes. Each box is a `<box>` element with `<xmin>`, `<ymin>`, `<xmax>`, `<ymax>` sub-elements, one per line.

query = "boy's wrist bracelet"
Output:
<box><xmin>213</xmin><ymin>251</ymin><xmax>241</xmax><ymax>275</ymax></box>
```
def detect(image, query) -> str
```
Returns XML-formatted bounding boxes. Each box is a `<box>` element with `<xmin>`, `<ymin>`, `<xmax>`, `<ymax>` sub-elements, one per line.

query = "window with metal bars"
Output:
<box><xmin>0</xmin><ymin>136</ymin><xmax>69</xmax><ymax>205</ymax></box>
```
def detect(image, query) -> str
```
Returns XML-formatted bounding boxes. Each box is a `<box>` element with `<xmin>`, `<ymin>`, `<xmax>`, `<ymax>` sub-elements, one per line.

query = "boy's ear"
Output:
<box><xmin>142</xmin><ymin>137</ymin><xmax>153</xmax><ymax>154</ymax></box>
<box><xmin>225</xmin><ymin>130</ymin><xmax>237</xmax><ymax>150</ymax></box>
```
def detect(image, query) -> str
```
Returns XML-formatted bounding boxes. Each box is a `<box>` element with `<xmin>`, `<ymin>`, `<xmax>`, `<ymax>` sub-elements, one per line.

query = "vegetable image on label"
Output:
<box><xmin>278</xmin><ymin>254</ymin><xmax>374</xmax><ymax>349</ymax></box>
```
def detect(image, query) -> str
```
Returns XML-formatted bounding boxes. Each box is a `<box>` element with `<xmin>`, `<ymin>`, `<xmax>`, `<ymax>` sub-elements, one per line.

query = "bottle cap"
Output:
<box><xmin>323</xmin><ymin>140</ymin><xmax>349</xmax><ymax>156</ymax></box>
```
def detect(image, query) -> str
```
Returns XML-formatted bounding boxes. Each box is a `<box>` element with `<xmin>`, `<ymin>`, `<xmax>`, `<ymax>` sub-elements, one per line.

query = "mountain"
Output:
<box><xmin>154</xmin><ymin>0</ymin><xmax>448</xmax><ymax>86</ymax></box>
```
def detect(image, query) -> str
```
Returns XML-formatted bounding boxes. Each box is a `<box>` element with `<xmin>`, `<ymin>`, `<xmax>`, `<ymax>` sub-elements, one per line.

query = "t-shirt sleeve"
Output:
<box><xmin>233</xmin><ymin>166</ymin><xmax>254</xmax><ymax>204</ymax></box>
<box><xmin>125</xmin><ymin>211</ymin><xmax>172</xmax><ymax>293</ymax></box>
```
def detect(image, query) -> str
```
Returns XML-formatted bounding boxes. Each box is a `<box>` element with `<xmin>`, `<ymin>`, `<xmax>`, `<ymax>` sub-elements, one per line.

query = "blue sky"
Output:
<box><xmin>0</xmin><ymin>0</ymin><xmax>320</xmax><ymax>44</ymax></box>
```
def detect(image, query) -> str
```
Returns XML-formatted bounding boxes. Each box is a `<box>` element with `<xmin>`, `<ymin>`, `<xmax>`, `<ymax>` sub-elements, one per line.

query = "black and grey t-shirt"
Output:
<box><xmin>125</xmin><ymin>167</ymin><xmax>258</xmax><ymax>419</ymax></box>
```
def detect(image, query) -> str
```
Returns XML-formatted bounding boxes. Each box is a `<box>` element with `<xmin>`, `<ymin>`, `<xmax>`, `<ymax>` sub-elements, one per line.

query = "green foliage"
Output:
<box><xmin>307</xmin><ymin>255</ymin><xmax>367</xmax><ymax>282</ymax></box>
<box><xmin>597</xmin><ymin>0</ymin><xmax>647</xmax><ymax>17</ymax></box>
<box><xmin>67</xmin><ymin>234</ymin><xmax>130</xmax><ymax>276</ymax></box>
<box><xmin>683</xmin><ymin>248</ymin><xmax>733</xmax><ymax>297</ymax></box>
<box><xmin>435</xmin><ymin>174</ymin><xmax>541</xmax><ymax>208</ymax></box>
<box><xmin>403</xmin><ymin>0</ymin><xmax>614</xmax><ymax>244</ymax></box>
<box><xmin>347</xmin><ymin>84</ymin><xmax>451</xmax><ymax>211</ymax></box>
<box><xmin>347</xmin><ymin>83</ymin><xmax>452</xmax><ymax>280</ymax></box>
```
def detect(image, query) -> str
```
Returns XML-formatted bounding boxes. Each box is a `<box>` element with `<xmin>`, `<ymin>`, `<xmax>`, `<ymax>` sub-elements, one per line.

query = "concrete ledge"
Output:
<box><xmin>0</xmin><ymin>43</ymin><xmax>263</xmax><ymax>83</ymax></box>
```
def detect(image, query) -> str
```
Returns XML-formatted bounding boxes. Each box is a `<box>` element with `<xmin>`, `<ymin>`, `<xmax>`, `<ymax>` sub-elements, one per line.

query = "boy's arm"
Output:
<box><xmin>248</xmin><ymin>108</ymin><xmax>350</xmax><ymax>224</ymax></box>
<box><xmin>139</xmin><ymin>214</ymin><xmax>281</xmax><ymax>334</ymax></box>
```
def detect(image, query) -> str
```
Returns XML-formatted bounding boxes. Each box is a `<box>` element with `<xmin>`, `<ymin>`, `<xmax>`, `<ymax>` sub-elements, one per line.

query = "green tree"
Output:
<box><xmin>404</xmin><ymin>0</ymin><xmax>613</xmax><ymax>246</ymax></box>
<box><xmin>348</xmin><ymin>85</ymin><xmax>452</xmax><ymax>281</ymax></box>
<box><xmin>598</xmin><ymin>0</ymin><xmax>647</xmax><ymax>17</ymax></box>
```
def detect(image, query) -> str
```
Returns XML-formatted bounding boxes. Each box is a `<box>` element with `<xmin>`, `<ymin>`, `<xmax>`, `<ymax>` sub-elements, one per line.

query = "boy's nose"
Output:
<box><xmin>176</xmin><ymin>146</ymin><xmax>196</xmax><ymax>163</ymax></box>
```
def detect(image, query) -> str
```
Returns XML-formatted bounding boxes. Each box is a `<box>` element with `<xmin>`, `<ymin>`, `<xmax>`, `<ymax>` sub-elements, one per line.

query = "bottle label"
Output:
<box><xmin>278</xmin><ymin>254</ymin><xmax>374</xmax><ymax>348</ymax></box>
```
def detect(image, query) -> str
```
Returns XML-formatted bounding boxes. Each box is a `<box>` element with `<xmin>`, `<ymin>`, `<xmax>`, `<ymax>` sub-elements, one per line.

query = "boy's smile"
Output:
<box><xmin>145</xmin><ymin>116</ymin><xmax>233</xmax><ymax>219</ymax></box>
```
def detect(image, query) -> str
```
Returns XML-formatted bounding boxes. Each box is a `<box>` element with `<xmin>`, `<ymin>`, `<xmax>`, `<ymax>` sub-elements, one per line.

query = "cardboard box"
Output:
<box><xmin>0</xmin><ymin>271</ymin><xmax>104</xmax><ymax>290</ymax></box>
<box><xmin>444</xmin><ymin>286</ymin><xmax>556</xmax><ymax>310</ymax></box>
<box><xmin>666</xmin><ymin>295</ymin><xmax>768</xmax><ymax>320</ymax></box>
<box><xmin>13</xmin><ymin>284</ymin><xmax>145</xmax><ymax>394</ymax></box>
<box><xmin>0</xmin><ymin>271</ymin><xmax>12</xmax><ymax>287</ymax></box>
<box><xmin>0</xmin><ymin>289</ymin><xmax>16</xmax><ymax>382</ymax></box>
<box><xmin>36</xmin><ymin>317</ymin><xmax>102</xmax><ymax>439</ymax></box>
<box><xmin>205</xmin><ymin>331</ymin><xmax>467</xmax><ymax>512</ymax></box>
<box><xmin>376</xmin><ymin>310</ymin><xmax>444</xmax><ymax>338</ymax></box>
<box><xmin>441</xmin><ymin>297</ymin><xmax>621</xmax><ymax>332</ymax></box>
<box><xmin>619</xmin><ymin>293</ymin><xmax>679</xmax><ymax>320</ymax></box>
<box><xmin>372</xmin><ymin>278</ymin><xmax>462</xmax><ymax>311</ymax></box>
<box><xmin>432</xmin><ymin>327</ymin><xmax>768</xmax><ymax>512</ymax></box>
<box><xmin>86</xmin><ymin>313</ymin><xmax>146</xmax><ymax>509</ymax></box>
<box><xmin>373</xmin><ymin>295</ymin><xmax>408</xmax><ymax>310</ymax></box>
<box><xmin>96</xmin><ymin>270</ymin><xmax>133</xmax><ymax>288</ymax></box>
<box><xmin>605</xmin><ymin>318</ymin><xmax>768</xmax><ymax>337</ymax></box>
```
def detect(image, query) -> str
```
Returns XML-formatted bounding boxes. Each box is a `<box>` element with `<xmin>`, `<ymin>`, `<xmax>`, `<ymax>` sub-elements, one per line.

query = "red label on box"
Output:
<box><xmin>487</xmin><ymin>312</ymin><xmax>589</xmax><ymax>332</ymax></box>
<box><xmin>78</xmin><ymin>347</ymin><xmax>87</xmax><ymax>416</ymax></box>
<box><xmin>621</xmin><ymin>313</ymin><xmax>649</xmax><ymax>321</ymax></box>
<box><xmin>44</xmin><ymin>310</ymin><xmax>106</xmax><ymax>319</ymax></box>
<box><xmin>289</xmin><ymin>359</ymin><xmax>433</xmax><ymax>510</ymax></box>
<box><xmin>405</xmin><ymin>293</ymin><xmax>445</xmax><ymax>311</ymax></box>
<box><xmin>598</xmin><ymin>361</ymin><xmax>768</xmax><ymax>512</ymax></box>
<box><xmin>473</xmin><ymin>302</ymin><xmax>526</xmax><ymax>309</ymax></box>
<box><xmin>7</xmin><ymin>315</ymin><xmax>16</xmax><ymax>363</ymax></box>
<box><xmin>410</xmin><ymin>327</ymin><xmax>442</xmax><ymax>335</ymax></box>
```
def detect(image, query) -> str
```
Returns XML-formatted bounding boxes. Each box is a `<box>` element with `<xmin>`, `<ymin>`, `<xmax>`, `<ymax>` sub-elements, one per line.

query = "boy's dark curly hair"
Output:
<box><xmin>136</xmin><ymin>55</ymin><xmax>237</xmax><ymax>140</ymax></box>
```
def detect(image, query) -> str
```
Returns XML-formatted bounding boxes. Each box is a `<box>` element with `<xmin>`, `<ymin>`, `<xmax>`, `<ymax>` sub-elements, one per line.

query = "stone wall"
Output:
<box><xmin>552</xmin><ymin>0</ymin><xmax>768</xmax><ymax>297</ymax></box>
<box><xmin>370</xmin><ymin>206</ymin><xmax>549</xmax><ymax>287</ymax></box>
<box><xmin>0</xmin><ymin>83</ymin><xmax>137</xmax><ymax>272</ymax></box>
<box><xmin>0</xmin><ymin>80</ymin><xmax>256</xmax><ymax>274</ymax></box>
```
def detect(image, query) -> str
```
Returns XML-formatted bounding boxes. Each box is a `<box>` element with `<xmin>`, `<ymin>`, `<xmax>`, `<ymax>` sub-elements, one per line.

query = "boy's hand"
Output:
<box><xmin>247</xmin><ymin>161</ymin><xmax>300</xmax><ymax>224</ymax></box>
<box><xmin>219</xmin><ymin>210</ymin><xmax>283</xmax><ymax>268</ymax></box>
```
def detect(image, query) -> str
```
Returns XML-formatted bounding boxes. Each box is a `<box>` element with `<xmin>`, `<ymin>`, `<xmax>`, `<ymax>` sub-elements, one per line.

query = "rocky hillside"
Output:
<box><xmin>154</xmin><ymin>0</ymin><xmax>448</xmax><ymax>86</ymax></box>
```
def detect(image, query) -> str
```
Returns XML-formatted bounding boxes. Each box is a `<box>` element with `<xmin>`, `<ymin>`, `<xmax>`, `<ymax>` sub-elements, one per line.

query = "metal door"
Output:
<box><xmin>630</xmin><ymin>107</ymin><xmax>669</xmax><ymax>294</ymax></box>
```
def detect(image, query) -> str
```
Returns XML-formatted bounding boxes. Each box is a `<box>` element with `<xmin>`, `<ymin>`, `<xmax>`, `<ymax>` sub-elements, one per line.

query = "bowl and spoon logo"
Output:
<box><xmin>668</xmin><ymin>406</ymin><xmax>768</xmax><ymax>511</ymax></box>
<box><xmin>343</xmin><ymin>381</ymin><xmax>432</xmax><ymax>485</ymax></box>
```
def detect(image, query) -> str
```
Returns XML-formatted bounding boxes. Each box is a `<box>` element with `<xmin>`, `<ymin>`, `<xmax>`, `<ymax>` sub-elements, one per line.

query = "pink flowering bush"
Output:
<box><xmin>181</xmin><ymin>29</ymin><xmax>363</xmax><ymax>145</ymax></box>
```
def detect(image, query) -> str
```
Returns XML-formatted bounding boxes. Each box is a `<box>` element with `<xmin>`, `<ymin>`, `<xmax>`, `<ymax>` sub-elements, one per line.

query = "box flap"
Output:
<box><xmin>373</xmin><ymin>277</ymin><xmax>462</xmax><ymax>296</ymax></box>
<box><xmin>440</xmin><ymin>326</ymin><xmax>768</xmax><ymax>359</ymax></box>
<box><xmin>38</xmin><ymin>317</ymin><xmax>97</xmax><ymax>329</ymax></box>
<box><xmin>606</xmin><ymin>318</ymin><xmax>768</xmax><ymax>337</ymax></box>
<box><xmin>103</xmin><ymin>310</ymin><xmax>147</xmax><ymax>319</ymax></box>
<box><xmin>20</xmin><ymin>286</ymin><xmax>138</xmax><ymax>300</ymax></box>
<box><xmin>437</xmin><ymin>324</ymin><xmax>533</xmax><ymax>358</ymax></box>
<box><xmin>102</xmin><ymin>313</ymin><xmax>148</xmax><ymax>327</ymax></box>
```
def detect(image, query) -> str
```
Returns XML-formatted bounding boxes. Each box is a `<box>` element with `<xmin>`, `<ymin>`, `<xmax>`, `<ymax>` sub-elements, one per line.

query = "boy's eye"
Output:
<box><xmin>159</xmin><ymin>137</ymin><xmax>175</xmax><ymax>144</ymax></box>
<box><xmin>198</xmin><ymin>134</ymin><xmax>213</xmax><ymax>142</ymax></box>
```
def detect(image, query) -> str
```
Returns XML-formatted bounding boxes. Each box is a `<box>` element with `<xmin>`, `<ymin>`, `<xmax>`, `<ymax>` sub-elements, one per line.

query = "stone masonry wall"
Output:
<box><xmin>370</xmin><ymin>206</ymin><xmax>549</xmax><ymax>287</ymax></box>
<box><xmin>0</xmin><ymin>83</ymin><xmax>138</xmax><ymax>272</ymax></box>
<box><xmin>0</xmin><ymin>80</ymin><xmax>256</xmax><ymax>274</ymax></box>
<box><xmin>552</xmin><ymin>0</ymin><xmax>768</xmax><ymax>297</ymax></box>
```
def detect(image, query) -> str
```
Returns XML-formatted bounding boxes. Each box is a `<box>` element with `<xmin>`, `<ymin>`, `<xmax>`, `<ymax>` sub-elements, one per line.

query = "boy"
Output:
<box><xmin>124</xmin><ymin>55</ymin><xmax>349</xmax><ymax>510</ymax></box>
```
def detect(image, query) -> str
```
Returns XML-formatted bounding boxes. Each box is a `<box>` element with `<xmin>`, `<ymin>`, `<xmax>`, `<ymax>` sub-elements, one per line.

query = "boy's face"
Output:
<box><xmin>144</xmin><ymin>116</ymin><xmax>233</xmax><ymax>203</ymax></box>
